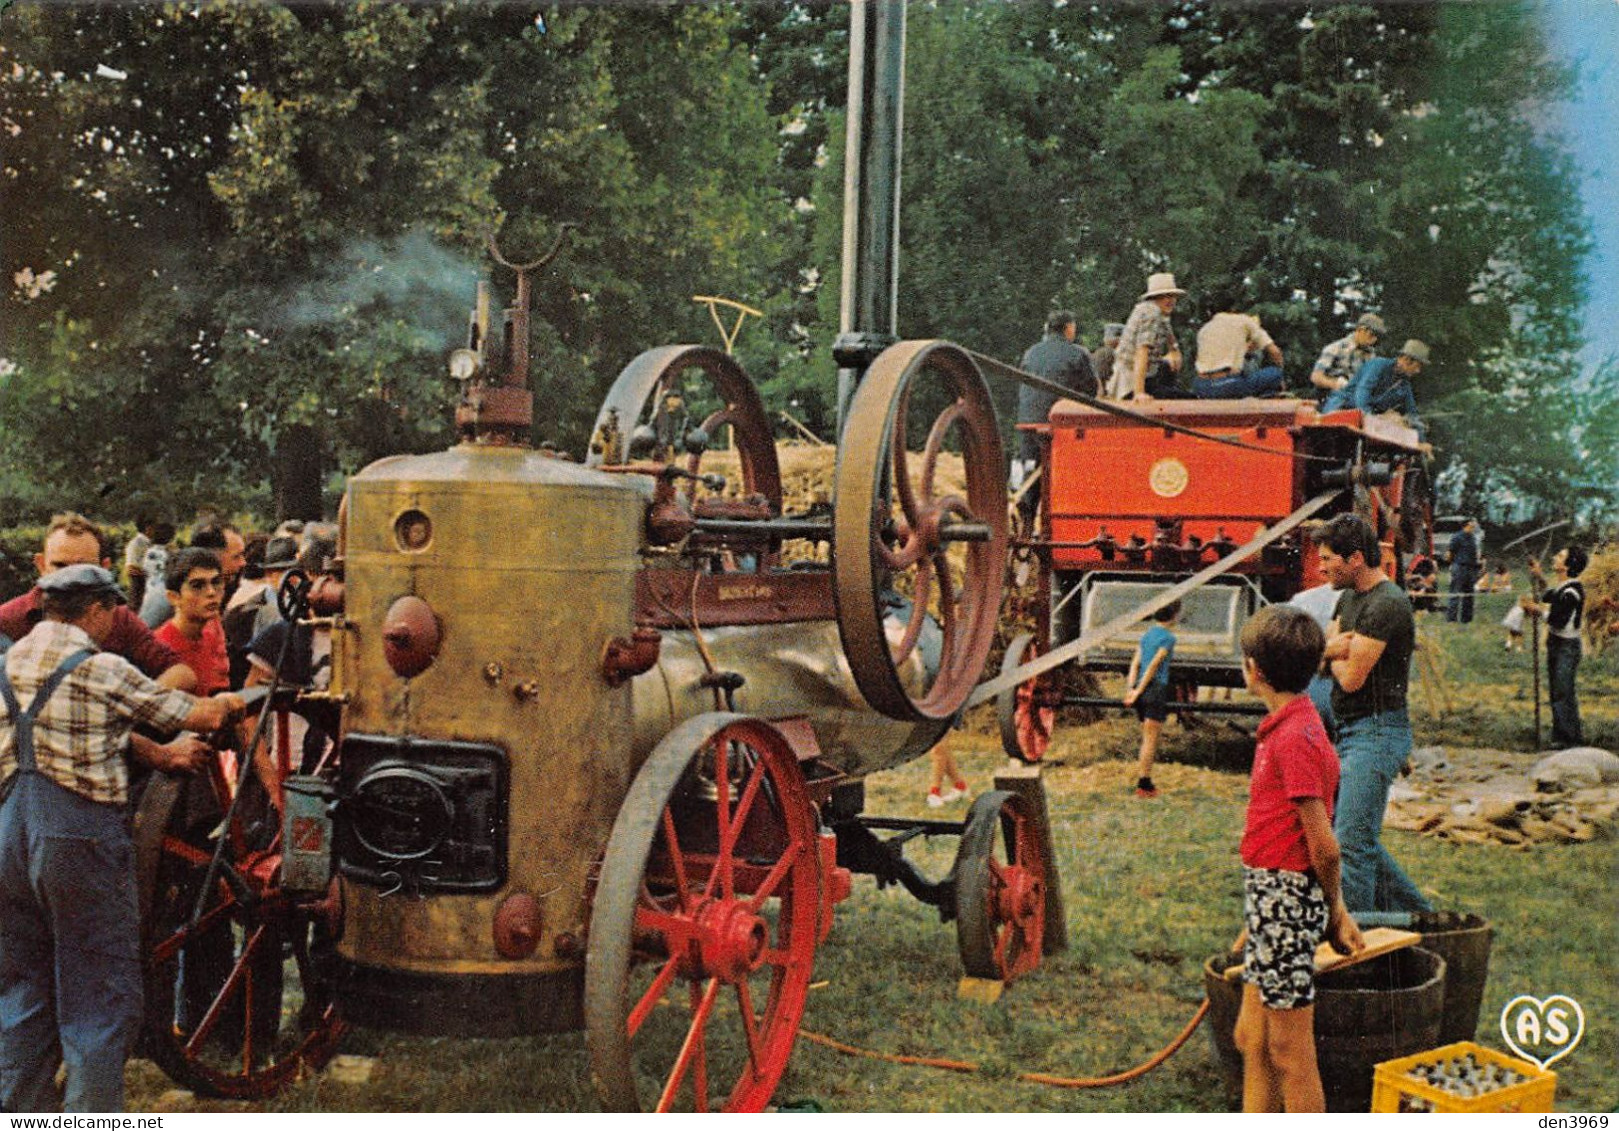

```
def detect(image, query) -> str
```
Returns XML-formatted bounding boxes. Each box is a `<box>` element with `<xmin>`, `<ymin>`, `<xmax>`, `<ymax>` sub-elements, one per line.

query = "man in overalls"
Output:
<box><xmin>0</xmin><ymin>565</ymin><xmax>244</xmax><ymax>1112</ymax></box>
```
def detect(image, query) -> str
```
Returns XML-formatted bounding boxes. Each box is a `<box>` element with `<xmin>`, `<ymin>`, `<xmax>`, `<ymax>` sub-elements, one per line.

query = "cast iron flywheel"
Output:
<box><xmin>832</xmin><ymin>340</ymin><xmax>1008</xmax><ymax>722</ymax></box>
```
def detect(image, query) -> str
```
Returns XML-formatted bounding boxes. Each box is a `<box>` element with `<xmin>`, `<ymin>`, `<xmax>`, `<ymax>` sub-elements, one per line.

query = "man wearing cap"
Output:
<box><xmin>222</xmin><ymin>535</ymin><xmax>301</xmax><ymax>687</ymax></box>
<box><xmin>1013</xmin><ymin>311</ymin><xmax>1097</xmax><ymax>522</ymax></box>
<box><xmin>1444</xmin><ymin>518</ymin><xmax>1481</xmax><ymax>625</ymax></box>
<box><xmin>1112</xmin><ymin>273</ymin><xmax>1186</xmax><ymax>401</ymax></box>
<box><xmin>0</xmin><ymin>514</ymin><xmax>193</xmax><ymax>692</ymax></box>
<box><xmin>1322</xmin><ymin>340</ymin><xmax>1431</xmax><ymax>441</ymax></box>
<box><xmin>0</xmin><ymin>565</ymin><xmax>245</xmax><ymax>1112</ymax></box>
<box><xmin>1093</xmin><ymin>322</ymin><xmax>1126</xmax><ymax>399</ymax></box>
<box><xmin>1310</xmin><ymin>314</ymin><xmax>1385</xmax><ymax>401</ymax></box>
<box><xmin>1192</xmin><ymin>293</ymin><xmax>1286</xmax><ymax>399</ymax></box>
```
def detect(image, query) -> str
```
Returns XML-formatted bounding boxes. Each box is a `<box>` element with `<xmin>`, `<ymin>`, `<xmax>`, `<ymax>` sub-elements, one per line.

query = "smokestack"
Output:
<box><xmin>832</xmin><ymin>0</ymin><xmax>907</xmax><ymax>438</ymax></box>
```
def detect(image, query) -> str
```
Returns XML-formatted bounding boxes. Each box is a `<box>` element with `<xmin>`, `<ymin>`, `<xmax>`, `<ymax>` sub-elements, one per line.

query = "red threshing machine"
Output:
<box><xmin>991</xmin><ymin>395</ymin><xmax>1431</xmax><ymax>762</ymax></box>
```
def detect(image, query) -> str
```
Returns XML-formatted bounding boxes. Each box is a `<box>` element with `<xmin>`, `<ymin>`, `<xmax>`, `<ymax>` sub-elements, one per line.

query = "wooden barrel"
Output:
<box><xmin>1201</xmin><ymin>953</ymin><xmax>1244</xmax><ymax>1109</ymax></box>
<box><xmin>1202</xmin><ymin>947</ymin><xmax>1447</xmax><ymax>1112</ymax></box>
<box><xmin>1315</xmin><ymin>946</ymin><xmax>1446</xmax><ymax>1111</ymax></box>
<box><xmin>1411</xmin><ymin>911</ymin><xmax>1494</xmax><ymax>1044</ymax></box>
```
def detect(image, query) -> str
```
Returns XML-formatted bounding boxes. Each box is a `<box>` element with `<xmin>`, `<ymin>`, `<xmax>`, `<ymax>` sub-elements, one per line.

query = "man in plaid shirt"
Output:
<box><xmin>1110</xmin><ymin>272</ymin><xmax>1187</xmax><ymax>400</ymax></box>
<box><xmin>0</xmin><ymin>565</ymin><xmax>243</xmax><ymax>1112</ymax></box>
<box><xmin>1309</xmin><ymin>313</ymin><xmax>1384</xmax><ymax>402</ymax></box>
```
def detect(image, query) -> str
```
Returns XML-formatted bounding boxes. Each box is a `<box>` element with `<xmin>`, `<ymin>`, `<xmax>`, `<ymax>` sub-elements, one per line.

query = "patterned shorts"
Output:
<box><xmin>1242</xmin><ymin>866</ymin><xmax>1329</xmax><ymax>1010</ymax></box>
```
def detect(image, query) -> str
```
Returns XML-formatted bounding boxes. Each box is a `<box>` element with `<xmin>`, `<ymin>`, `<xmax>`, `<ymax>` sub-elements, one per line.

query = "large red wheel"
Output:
<box><xmin>833</xmin><ymin>340</ymin><xmax>1008</xmax><ymax>722</ymax></box>
<box><xmin>953</xmin><ymin>792</ymin><xmax>1047</xmax><ymax>982</ymax></box>
<box><xmin>997</xmin><ymin>631</ymin><xmax>1058</xmax><ymax>763</ymax></box>
<box><xmin>585</xmin><ymin>714</ymin><xmax>822</xmax><ymax>1112</ymax></box>
<box><xmin>134</xmin><ymin>711</ymin><xmax>344</xmax><ymax>1098</ymax></box>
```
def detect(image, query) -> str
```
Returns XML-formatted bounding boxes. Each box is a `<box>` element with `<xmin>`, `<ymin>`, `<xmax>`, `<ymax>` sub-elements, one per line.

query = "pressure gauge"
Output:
<box><xmin>448</xmin><ymin>348</ymin><xmax>480</xmax><ymax>382</ymax></box>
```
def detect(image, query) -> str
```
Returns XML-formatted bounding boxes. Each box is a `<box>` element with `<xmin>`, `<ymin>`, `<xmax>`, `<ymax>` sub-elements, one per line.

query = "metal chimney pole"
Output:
<box><xmin>833</xmin><ymin>0</ymin><xmax>907</xmax><ymax>438</ymax></box>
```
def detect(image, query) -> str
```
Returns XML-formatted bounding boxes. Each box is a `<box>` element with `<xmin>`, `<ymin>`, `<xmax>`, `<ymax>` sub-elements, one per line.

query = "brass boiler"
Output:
<box><xmin>329</xmin><ymin>449</ymin><xmax>939</xmax><ymax>1037</ymax></box>
<box><xmin>330</xmin><ymin>444</ymin><xmax>643</xmax><ymax>1035</ymax></box>
<box><xmin>628</xmin><ymin>619</ymin><xmax>946</xmax><ymax>780</ymax></box>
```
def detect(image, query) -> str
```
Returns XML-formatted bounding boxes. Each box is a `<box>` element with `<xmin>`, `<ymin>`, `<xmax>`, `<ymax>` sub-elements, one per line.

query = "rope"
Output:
<box><xmin>965</xmin><ymin>348</ymin><xmax>1346</xmax><ymax>464</ymax></box>
<box><xmin>798</xmin><ymin>998</ymin><xmax>1210</xmax><ymax>1089</ymax></box>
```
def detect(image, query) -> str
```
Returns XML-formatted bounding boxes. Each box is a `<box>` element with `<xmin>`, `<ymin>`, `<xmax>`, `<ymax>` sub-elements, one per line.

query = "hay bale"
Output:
<box><xmin>1582</xmin><ymin>546</ymin><xmax>1619</xmax><ymax>655</ymax></box>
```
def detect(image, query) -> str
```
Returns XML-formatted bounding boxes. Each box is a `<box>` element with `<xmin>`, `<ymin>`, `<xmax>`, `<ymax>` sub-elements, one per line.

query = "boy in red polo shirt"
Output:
<box><xmin>1232</xmin><ymin>605</ymin><xmax>1364</xmax><ymax>1112</ymax></box>
<box><xmin>153</xmin><ymin>547</ymin><xmax>231</xmax><ymax>695</ymax></box>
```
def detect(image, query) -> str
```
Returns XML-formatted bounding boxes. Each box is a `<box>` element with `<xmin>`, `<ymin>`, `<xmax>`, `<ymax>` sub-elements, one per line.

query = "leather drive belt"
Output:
<box><xmin>965</xmin><ymin>489</ymin><xmax>1345</xmax><ymax>708</ymax></box>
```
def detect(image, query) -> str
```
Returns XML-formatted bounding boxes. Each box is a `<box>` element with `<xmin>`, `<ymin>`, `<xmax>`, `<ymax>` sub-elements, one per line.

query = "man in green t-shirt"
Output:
<box><xmin>1312</xmin><ymin>514</ymin><xmax>1432</xmax><ymax>914</ymax></box>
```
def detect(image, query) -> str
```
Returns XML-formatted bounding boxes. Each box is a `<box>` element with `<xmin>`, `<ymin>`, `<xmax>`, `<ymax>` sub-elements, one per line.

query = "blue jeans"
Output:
<box><xmin>1192</xmin><ymin>366</ymin><xmax>1284</xmax><ymax>399</ymax></box>
<box><xmin>1306</xmin><ymin>673</ymin><xmax>1337</xmax><ymax>740</ymax></box>
<box><xmin>0</xmin><ymin>774</ymin><xmax>142</xmax><ymax>1113</ymax></box>
<box><xmin>1446</xmin><ymin>567</ymin><xmax>1478</xmax><ymax>623</ymax></box>
<box><xmin>1332</xmin><ymin>709</ymin><xmax>1432</xmax><ymax>914</ymax></box>
<box><xmin>1546</xmin><ymin>635</ymin><xmax>1583</xmax><ymax>747</ymax></box>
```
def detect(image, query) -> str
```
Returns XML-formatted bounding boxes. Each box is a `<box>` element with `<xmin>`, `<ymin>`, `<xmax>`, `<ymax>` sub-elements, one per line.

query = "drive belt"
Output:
<box><xmin>964</xmin><ymin>348</ymin><xmax>1342</xmax><ymax>464</ymax></box>
<box><xmin>965</xmin><ymin>489</ymin><xmax>1344</xmax><ymax>707</ymax></box>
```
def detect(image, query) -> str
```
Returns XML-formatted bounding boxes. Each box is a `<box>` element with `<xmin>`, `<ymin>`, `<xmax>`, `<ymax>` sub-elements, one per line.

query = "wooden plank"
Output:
<box><xmin>992</xmin><ymin>764</ymin><xmax>1068</xmax><ymax>955</ymax></box>
<box><xmin>957</xmin><ymin>976</ymin><xmax>1005</xmax><ymax>1004</ymax></box>
<box><xmin>1223</xmin><ymin>927</ymin><xmax>1422</xmax><ymax>982</ymax></box>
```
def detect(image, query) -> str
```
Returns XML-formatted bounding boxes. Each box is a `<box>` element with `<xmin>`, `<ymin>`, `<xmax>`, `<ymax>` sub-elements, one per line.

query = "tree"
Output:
<box><xmin>0</xmin><ymin>2</ymin><xmax>792</xmax><ymax>517</ymax></box>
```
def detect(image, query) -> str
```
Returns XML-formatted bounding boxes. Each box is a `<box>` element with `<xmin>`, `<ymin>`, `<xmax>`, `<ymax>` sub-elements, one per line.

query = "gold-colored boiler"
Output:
<box><xmin>329</xmin><ymin>445</ymin><xmax>645</xmax><ymax>1034</ymax></box>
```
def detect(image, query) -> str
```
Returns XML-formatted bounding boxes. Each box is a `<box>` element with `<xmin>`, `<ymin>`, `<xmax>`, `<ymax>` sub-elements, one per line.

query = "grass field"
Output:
<box><xmin>127</xmin><ymin>602</ymin><xmax>1617</xmax><ymax>1113</ymax></box>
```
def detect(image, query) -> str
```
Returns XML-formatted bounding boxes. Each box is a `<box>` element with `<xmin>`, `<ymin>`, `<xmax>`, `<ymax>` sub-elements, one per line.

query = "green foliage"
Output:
<box><xmin>0</xmin><ymin>0</ymin><xmax>1600</xmax><ymax>528</ymax></box>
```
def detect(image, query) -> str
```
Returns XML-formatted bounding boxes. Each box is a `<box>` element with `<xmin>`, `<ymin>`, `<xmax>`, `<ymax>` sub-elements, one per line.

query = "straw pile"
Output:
<box><xmin>1580</xmin><ymin>546</ymin><xmax>1619</xmax><ymax>656</ymax></box>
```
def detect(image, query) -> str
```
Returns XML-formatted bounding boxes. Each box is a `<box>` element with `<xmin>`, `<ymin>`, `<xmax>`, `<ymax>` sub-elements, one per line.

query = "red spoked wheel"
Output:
<box><xmin>134</xmin><ymin>711</ymin><xmax>345</xmax><ymax>1098</ymax></box>
<box><xmin>997</xmin><ymin>631</ymin><xmax>1058</xmax><ymax>763</ymax></box>
<box><xmin>585</xmin><ymin>714</ymin><xmax>822</xmax><ymax>1112</ymax></box>
<box><xmin>833</xmin><ymin>340</ymin><xmax>1008</xmax><ymax>722</ymax></box>
<box><xmin>953</xmin><ymin>791</ymin><xmax>1047</xmax><ymax>982</ymax></box>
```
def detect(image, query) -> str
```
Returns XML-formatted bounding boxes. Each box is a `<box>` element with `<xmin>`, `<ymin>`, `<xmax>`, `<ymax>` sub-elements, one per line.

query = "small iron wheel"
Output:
<box><xmin>135</xmin><ymin>713</ymin><xmax>344</xmax><ymax>1099</ymax></box>
<box><xmin>832</xmin><ymin>340</ymin><xmax>1008</xmax><ymax>722</ymax></box>
<box><xmin>953</xmin><ymin>791</ymin><xmax>1048</xmax><ymax>982</ymax></box>
<box><xmin>997</xmin><ymin>631</ymin><xmax>1057</xmax><ymax>763</ymax></box>
<box><xmin>587</xmin><ymin>345</ymin><xmax>782</xmax><ymax>507</ymax></box>
<box><xmin>585</xmin><ymin>714</ymin><xmax>822</xmax><ymax>1112</ymax></box>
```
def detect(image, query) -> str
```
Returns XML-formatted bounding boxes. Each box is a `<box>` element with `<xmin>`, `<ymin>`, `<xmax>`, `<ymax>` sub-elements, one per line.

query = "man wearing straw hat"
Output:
<box><xmin>1111</xmin><ymin>272</ymin><xmax>1187</xmax><ymax>401</ymax></box>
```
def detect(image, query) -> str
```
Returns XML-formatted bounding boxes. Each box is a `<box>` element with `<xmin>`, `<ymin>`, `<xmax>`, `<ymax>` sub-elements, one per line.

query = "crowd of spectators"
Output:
<box><xmin>0</xmin><ymin>507</ymin><xmax>336</xmax><ymax>1112</ymax></box>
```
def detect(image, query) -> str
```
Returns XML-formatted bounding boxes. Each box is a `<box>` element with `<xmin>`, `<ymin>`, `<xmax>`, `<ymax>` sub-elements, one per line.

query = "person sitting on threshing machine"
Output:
<box><xmin>1111</xmin><ymin>272</ymin><xmax>1187</xmax><ymax>401</ymax></box>
<box><xmin>1321</xmin><ymin>339</ymin><xmax>1432</xmax><ymax>445</ymax></box>
<box><xmin>1192</xmin><ymin>291</ymin><xmax>1287</xmax><ymax>400</ymax></box>
<box><xmin>1308</xmin><ymin>313</ymin><xmax>1385</xmax><ymax>402</ymax></box>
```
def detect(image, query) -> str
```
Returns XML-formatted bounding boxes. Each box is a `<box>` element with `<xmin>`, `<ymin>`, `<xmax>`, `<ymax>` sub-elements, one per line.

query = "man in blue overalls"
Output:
<box><xmin>0</xmin><ymin>565</ymin><xmax>243</xmax><ymax>1112</ymax></box>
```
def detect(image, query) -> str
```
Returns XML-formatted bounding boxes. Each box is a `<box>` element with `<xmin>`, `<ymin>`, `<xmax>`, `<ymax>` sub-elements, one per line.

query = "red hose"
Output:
<box><xmin>798</xmin><ymin>997</ymin><xmax>1210</xmax><ymax>1089</ymax></box>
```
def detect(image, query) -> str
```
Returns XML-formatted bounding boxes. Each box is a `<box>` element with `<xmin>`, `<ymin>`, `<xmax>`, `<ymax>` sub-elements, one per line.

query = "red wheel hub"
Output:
<box><xmin>687</xmin><ymin>898</ymin><xmax>769</xmax><ymax>982</ymax></box>
<box><xmin>996</xmin><ymin>866</ymin><xmax>1045</xmax><ymax>930</ymax></box>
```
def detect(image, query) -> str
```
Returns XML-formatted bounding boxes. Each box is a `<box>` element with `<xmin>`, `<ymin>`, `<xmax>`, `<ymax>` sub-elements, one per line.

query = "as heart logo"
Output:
<box><xmin>1499</xmin><ymin>994</ymin><xmax>1584</xmax><ymax>1069</ymax></box>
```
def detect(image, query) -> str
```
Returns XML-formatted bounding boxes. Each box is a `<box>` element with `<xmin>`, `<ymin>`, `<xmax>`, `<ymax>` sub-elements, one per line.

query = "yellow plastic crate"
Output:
<box><xmin>1372</xmin><ymin>1041</ymin><xmax>1556</xmax><ymax>1113</ymax></box>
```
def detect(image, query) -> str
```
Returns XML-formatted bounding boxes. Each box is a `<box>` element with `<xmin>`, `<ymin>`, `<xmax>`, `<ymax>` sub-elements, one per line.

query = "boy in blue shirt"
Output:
<box><xmin>1122</xmin><ymin>599</ymin><xmax>1180</xmax><ymax>798</ymax></box>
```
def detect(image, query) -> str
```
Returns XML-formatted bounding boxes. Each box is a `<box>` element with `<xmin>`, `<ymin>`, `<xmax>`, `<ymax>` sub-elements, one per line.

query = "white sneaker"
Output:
<box><xmin>938</xmin><ymin>786</ymin><xmax>965</xmax><ymax>804</ymax></box>
<box><xmin>926</xmin><ymin>790</ymin><xmax>946</xmax><ymax>808</ymax></box>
